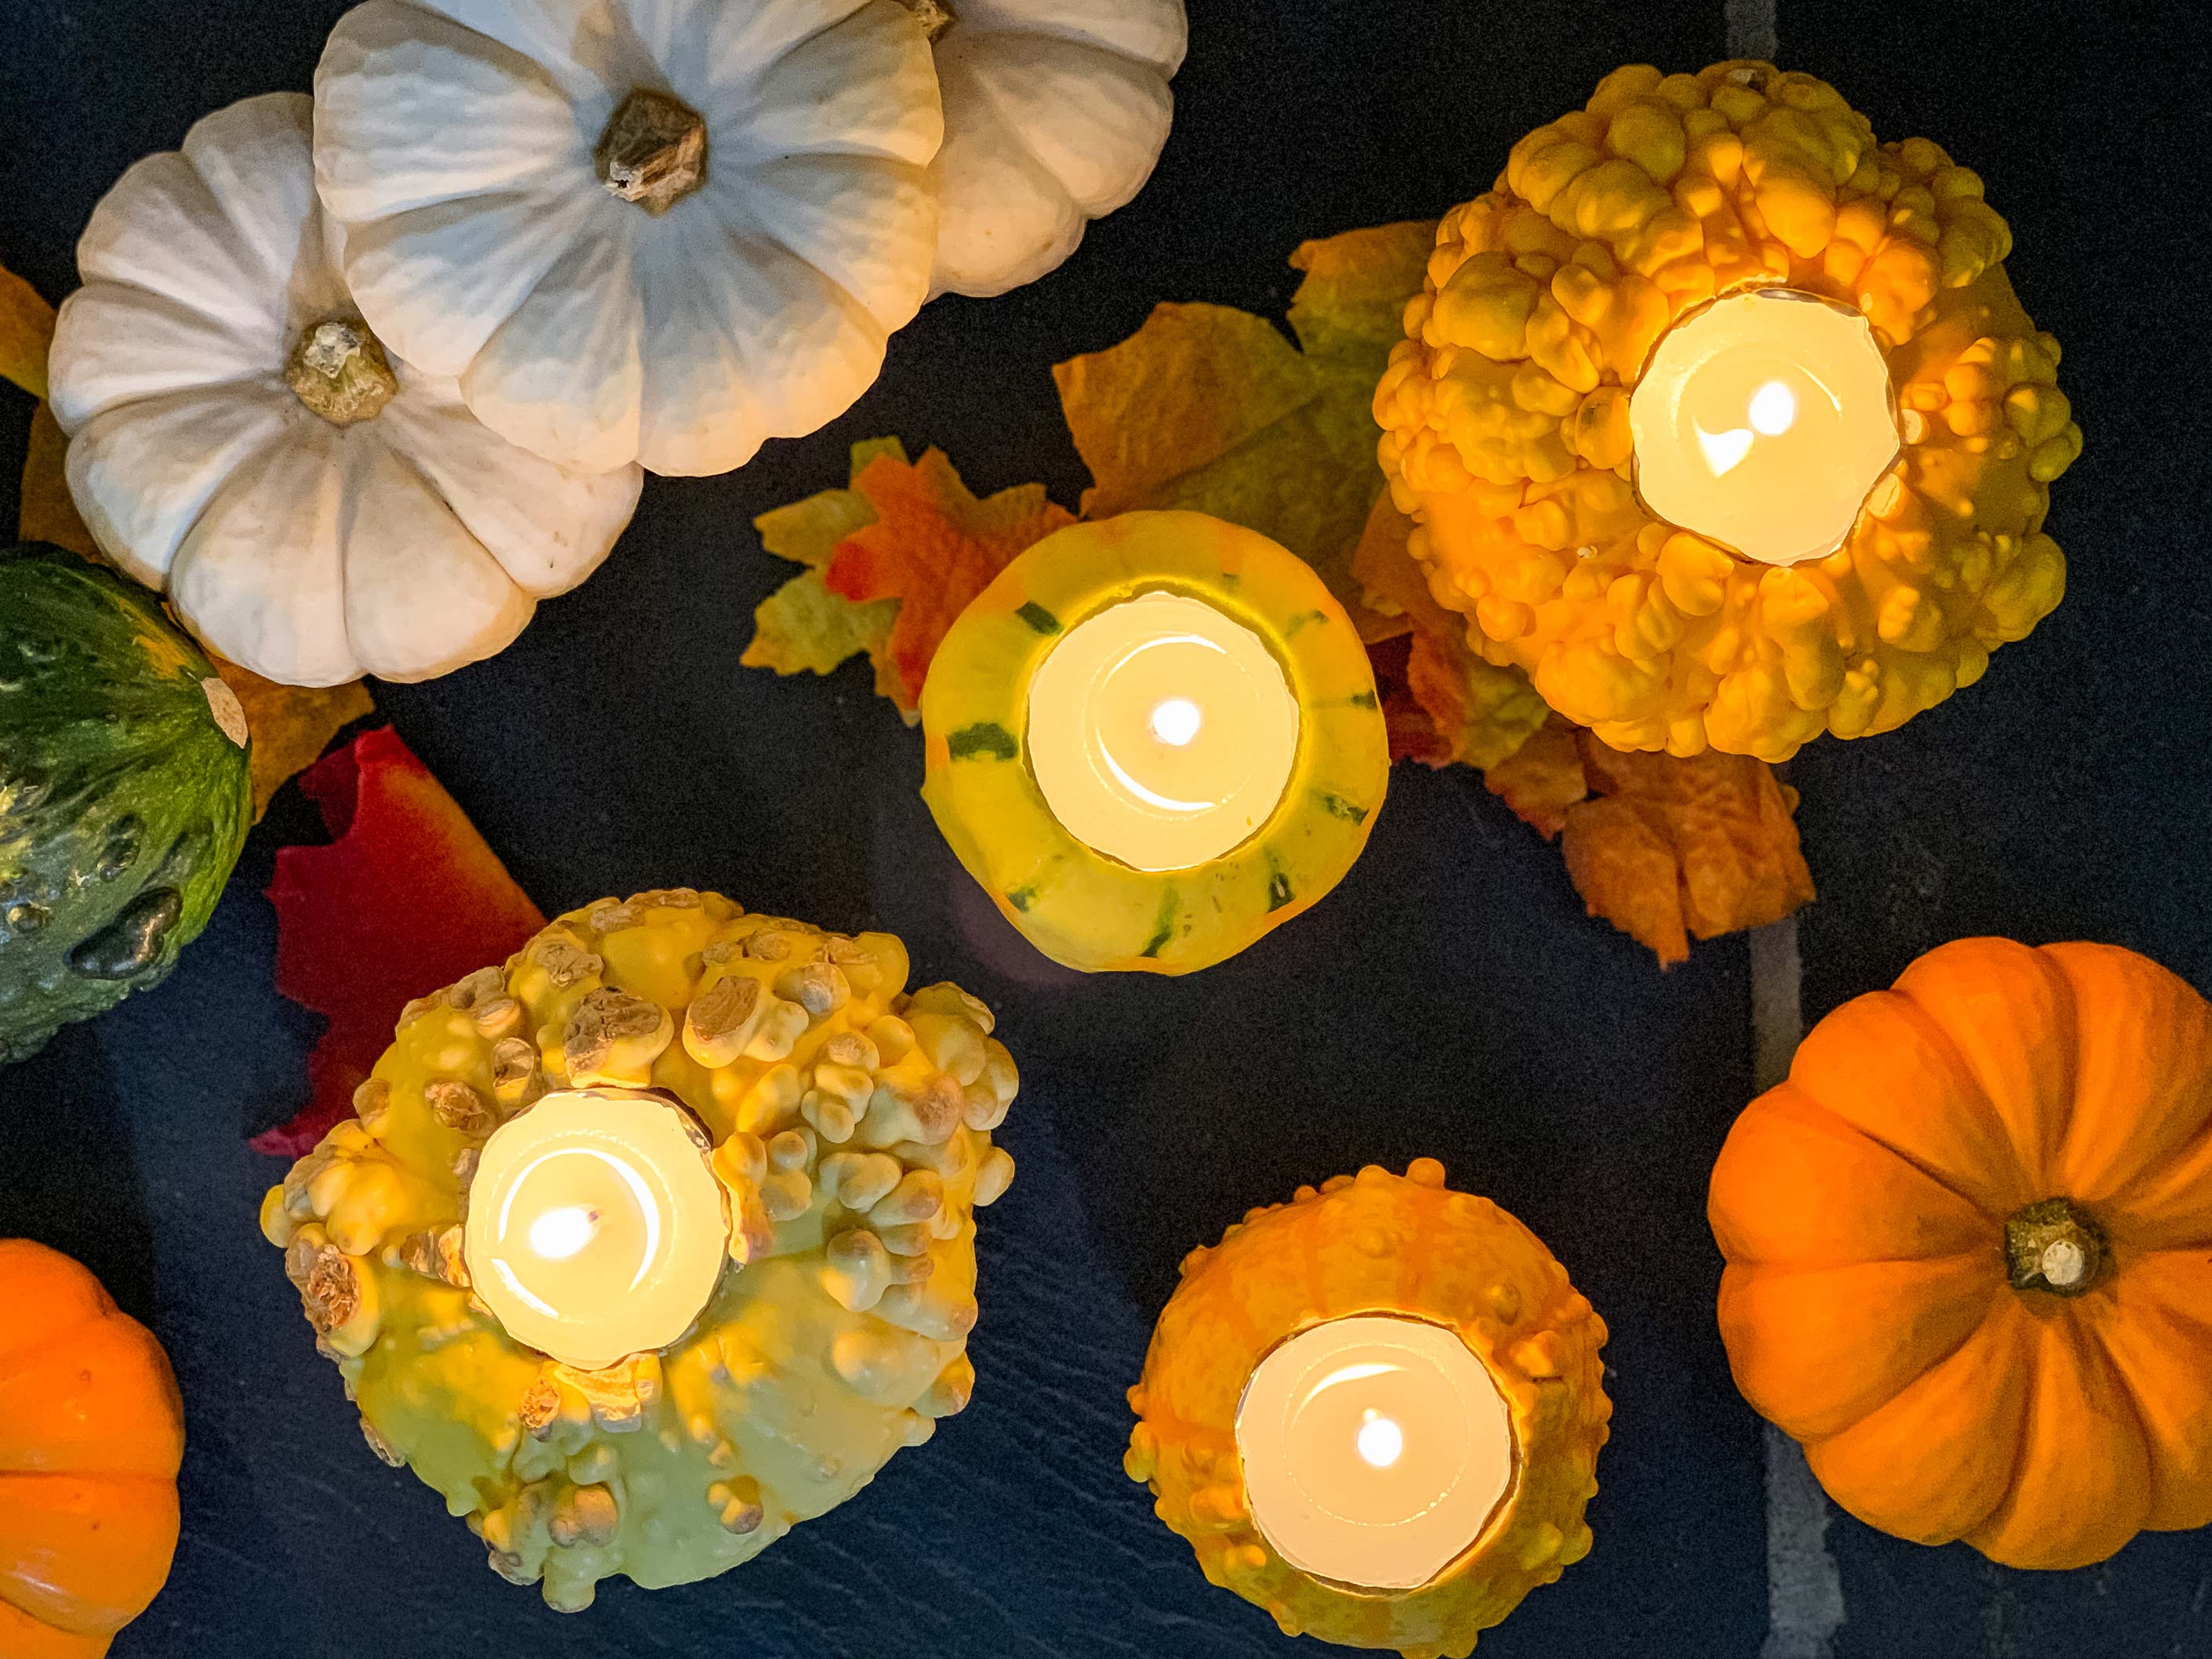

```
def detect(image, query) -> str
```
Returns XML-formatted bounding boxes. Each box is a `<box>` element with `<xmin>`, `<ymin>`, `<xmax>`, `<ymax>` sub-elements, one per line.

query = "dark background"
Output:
<box><xmin>2</xmin><ymin>2</ymin><xmax>2208</xmax><ymax>1656</ymax></box>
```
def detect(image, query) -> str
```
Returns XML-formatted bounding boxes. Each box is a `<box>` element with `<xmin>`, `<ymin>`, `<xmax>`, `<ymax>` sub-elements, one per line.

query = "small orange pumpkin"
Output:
<box><xmin>0</xmin><ymin>1241</ymin><xmax>185</xmax><ymax>1657</ymax></box>
<box><xmin>1710</xmin><ymin>938</ymin><xmax>2212</xmax><ymax>1569</ymax></box>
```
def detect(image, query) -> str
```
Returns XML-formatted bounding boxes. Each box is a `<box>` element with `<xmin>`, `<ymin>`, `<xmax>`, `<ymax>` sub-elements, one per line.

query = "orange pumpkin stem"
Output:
<box><xmin>2003</xmin><ymin>1197</ymin><xmax>2106</xmax><ymax>1298</ymax></box>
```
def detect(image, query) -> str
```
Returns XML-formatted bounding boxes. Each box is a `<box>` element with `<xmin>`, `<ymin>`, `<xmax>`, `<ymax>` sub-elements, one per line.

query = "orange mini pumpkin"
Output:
<box><xmin>1710</xmin><ymin>939</ymin><xmax>2212</xmax><ymax>1569</ymax></box>
<box><xmin>0</xmin><ymin>1241</ymin><xmax>185</xmax><ymax>1657</ymax></box>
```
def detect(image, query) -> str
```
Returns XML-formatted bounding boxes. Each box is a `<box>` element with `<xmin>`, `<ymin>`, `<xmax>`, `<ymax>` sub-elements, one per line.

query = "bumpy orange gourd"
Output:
<box><xmin>1126</xmin><ymin>1161</ymin><xmax>1610</xmax><ymax>1658</ymax></box>
<box><xmin>1375</xmin><ymin>62</ymin><xmax>2082</xmax><ymax>761</ymax></box>
<box><xmin>1710</xmin><ymin>939</ymin><xmax>2212</xmax><ymax>1569</ymax></box>
<box><xmin>0</xmin><ymin>1241</ymin><xmax>185</xmax><ymax>1657</ymax></box>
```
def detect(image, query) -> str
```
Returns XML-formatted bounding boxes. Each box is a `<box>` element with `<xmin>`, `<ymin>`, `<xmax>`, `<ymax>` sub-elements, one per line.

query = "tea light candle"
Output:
<box><xmin>921</xmin><ymin>512</ymin><xmax>1387</xmax><ymax>976</ymax></box>
<box><xmin>462</xmin><ymin>1088</ymin><xmax>727</xmax><ymax>1371</ymax></box>
<box><xmin>1026</xmin><ymin>590</ymin><xmax>1301</xmax><ymax>871</ymax></box>
<box><xmin>1238</xmin><ymin>1316</ymin><xmax>1514</xmax><ymax>1589</ymax></box>
<box><xmin>1630</xmin><ymin>287</ymin><xmax>1901</xmax><ymax>567</ymax></box>
<box><xmin>1126</xmin><ymin>1161</ymin><xmax>1611</xmax><ymax>1656</ymax></box>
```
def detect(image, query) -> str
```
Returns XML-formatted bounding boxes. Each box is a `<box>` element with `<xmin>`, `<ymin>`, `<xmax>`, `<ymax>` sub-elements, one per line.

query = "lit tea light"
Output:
<box><xmin>1128</xmin><ymin>1161</ymin><xmax>1610</xmax><ymax>1653</ymax></box>
<box><xmin>1630</xmin><ymin>287</ymin><xmax>1901</xmax><ymax>567</ymax></box>
<box><xmin>462</xmin><ymin>1088</ymin><xmax>728</xmax><ymax>1371</ymax></box>
<box><xmin>920</xmin><ymin>513</ymin><xmax>1387</xmax><ymax>976</ymax></box>
<box><xmin>1236</xmin><ymin>1314</ymin><xmax>1515</xmax><ymax>1590</ymax></box>
<box><xmin>1025</xmin><ymin>590</ymin><xmax>1301</xmax><ymax>872</ymax></box>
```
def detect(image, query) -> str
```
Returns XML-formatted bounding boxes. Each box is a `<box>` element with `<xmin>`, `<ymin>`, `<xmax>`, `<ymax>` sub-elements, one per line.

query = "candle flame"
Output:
<box><xmin>529</xmin><ymin>1204</ymin><xmax>600</xmax><ymax>1261</ymax></box>
<box><xmin>1356</xmin><ymin>1409</ymin><xmax>1405</xmax><ymax>1469</ymax></box>
<box><xmin>1748</xmin><ymin>379</ymin><xmax>1797</xmax><ymax>436</ymax></box>
<box><xmin>1149</xmin><ymin>697</ymin><xmax>1203</xmax><ymax>747</ymax></box>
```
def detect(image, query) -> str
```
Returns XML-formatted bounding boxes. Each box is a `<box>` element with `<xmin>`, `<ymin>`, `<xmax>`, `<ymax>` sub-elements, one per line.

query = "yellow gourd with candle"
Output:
<box><xmin>921</xmin><ymin>511</ymin><xmax>1388</xmax><ymax>974</ymax></box>
<box><xmin>1374</xmin><ymin>61</ymin><xmax>2082</xmax><ymax>762</ymax></box>
<box><xmin>260</xmin><ymin>891</ymin><xmax>1016</xmax><ymax>1610</ymax></box>
<box><xmin>1126</xmin><ymin>1161</ymin><xmax>1611</xmax><ymax>1658</ymax></box>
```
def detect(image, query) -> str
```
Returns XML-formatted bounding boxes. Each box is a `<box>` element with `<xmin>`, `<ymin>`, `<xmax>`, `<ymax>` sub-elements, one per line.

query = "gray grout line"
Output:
<box><xmin>1750</xmin><ymin>915</ymin><xmax>1846</xmax><ymax>1657</ymax></box>
<box><xmin>1723</xmin><ymin>0</ymin><xmax>1840</xmax><ymax>1636</ymax></box>
<box><xmin>1722</xmin><ymin>14</ymin><xmax>1838</xmax><ymax>1646</ymax></box>
<box><xmin>1728</xmin><ymin>0</ymin><xmax>1780</xmax><ymax>60</ymax></box>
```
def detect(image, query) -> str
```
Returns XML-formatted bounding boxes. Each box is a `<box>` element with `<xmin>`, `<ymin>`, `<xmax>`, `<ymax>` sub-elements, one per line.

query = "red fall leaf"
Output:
<box><xmin>250</xmin><ymin>727</ymin><xmax>546</xmax><ymax>1157</ymax></box>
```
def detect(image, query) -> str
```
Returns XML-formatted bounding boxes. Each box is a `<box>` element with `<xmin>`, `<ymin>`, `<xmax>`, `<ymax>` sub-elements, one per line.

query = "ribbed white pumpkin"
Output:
<box><xmin>313</xmin><ymin>0</ymin><xmax>944</xmax><ymax>476</ymax></box>
<box><xmin>48</xmin><ymin>93</ymin><xmax>641</xmax><ymax>688</ymax></box>
<box><xmin>917</xmin><ymin>0</ymin><xmax>1186</xmax><ymax>297</ymax></box>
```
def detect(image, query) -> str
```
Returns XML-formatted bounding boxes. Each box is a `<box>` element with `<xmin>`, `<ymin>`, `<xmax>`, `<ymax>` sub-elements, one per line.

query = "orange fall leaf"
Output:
<box><xmin>1557</xmin><ymin>736</ymin><xmax>1815</xmax><ymax>965</ymax></box>
<box><xmin>823</xmin><ymin>447</ymin><xmax>1073</xmax><ymax>712</ymax></box>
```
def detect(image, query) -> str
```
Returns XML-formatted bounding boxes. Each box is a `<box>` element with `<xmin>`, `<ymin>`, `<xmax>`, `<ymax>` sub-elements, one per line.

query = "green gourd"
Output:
<box><xmin>1</xmin><ymin>544</ymin><xmax>252</xmax><ymax>1063</ymax></box>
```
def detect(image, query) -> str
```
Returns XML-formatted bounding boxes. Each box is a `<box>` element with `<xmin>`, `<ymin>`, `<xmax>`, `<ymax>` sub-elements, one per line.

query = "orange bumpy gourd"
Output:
<box><xmin>1126</xmin><ymin>1161</ymin><xmax>1610</xmax><ymax>1658</ymax></box>
<box><xmin>1375</xmin><ymin>62</ymin><xmax>2081</xmax><ymax>761</ymax></box>
<box><xmin>1710</xmin><ymin>939</ymin><xmax>2212</xmax><ymax>1569</ymax></box>
<box><xmin>0</xmin><ymin>1241</ymin><xmax>185</xmax><ymax>1657</ymax></box>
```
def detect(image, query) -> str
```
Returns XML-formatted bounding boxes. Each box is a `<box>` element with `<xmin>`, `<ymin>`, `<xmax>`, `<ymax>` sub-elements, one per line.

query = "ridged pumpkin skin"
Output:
<box><xmin>920</xmin><ymin>512</ymin><xmax>1388</xmax><ymax>975</ymax></box>
<box><xmin>1710</xmin><ymin>939</ymin><xmax>2212</xmax><ymax>1569</ymax></box>
<box><xmin>260</xmin><ymin>892</ymin><xmax>1016</xmax><ymax>1610</ymax></box>
<box><xmin>1374</xmin><ymin>62</ymin><xmax>2083</xmax><ymax>762</ymax></box>
<box><xmin>1126</xmin><ymin>1161</ymin><xmax>1611</xmax><ymax>1659</ymax></box>
<box><xmin>0</xmin><ymin>1241</ymin><xmax>185</xmax><ymax>1659</ymax></box>
<box><xmin>1</xmin><ymin>544</ymin><xmax>252</xmax><ymax>1065</ymax></box>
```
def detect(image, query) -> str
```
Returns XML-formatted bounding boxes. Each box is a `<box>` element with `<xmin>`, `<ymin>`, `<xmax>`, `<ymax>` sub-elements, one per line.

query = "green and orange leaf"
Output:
<box><xmin>1053</xmin><ymin>223</ymin><xmax>1434</xmax><ymax>632</ymax></box>
<box><xmin>822</xmin><ymin>447</ymin><xmax>1073</xmax><ymax>714</ymax></box>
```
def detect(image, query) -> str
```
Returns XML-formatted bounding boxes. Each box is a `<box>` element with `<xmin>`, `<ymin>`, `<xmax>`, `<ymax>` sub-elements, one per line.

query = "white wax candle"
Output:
<box><xmin>463</xmin><ymin>1088</ymin><xmax>727</xmax><ymax>1371</ymax></box>
<box><xmin>1024</xmin><ymin>591</ymin><xmax>1300</xmax><ymax>871</ymax></box>
<box><xmin>1630</xmin><ymin>287</ymin><xmax>1899</xmax><ymax>567</ymax></box>
<box><xmin>1237</xmin><ymin>1315</ymin><xmax>1514</xmax><ymax>1590</ymax></box>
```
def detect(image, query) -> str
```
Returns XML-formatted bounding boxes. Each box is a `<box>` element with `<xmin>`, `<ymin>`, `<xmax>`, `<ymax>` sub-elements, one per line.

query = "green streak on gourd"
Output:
<box><xmin>947</xmin><ymin>723</ymin><xmax>1018</xmax><ymax>761</ymax></box>
<box><xmin>1139</xmin><ymin>886</ymin><xmax>1180</xmax><ymax>958</ymax></box>
<box><xmin>1315</xmin><ymin>790</ymin><xmax>1369</xmax><ymax>824</ymax></box>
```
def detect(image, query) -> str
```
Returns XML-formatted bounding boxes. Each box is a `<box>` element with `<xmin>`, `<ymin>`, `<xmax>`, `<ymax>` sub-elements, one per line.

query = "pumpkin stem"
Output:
<box><xmin>2004</xmin><ymin>1197</ymin><xmax>2107</xmax><ymax>1298</ymax></box>
<box><xmin>596</xmin><ymin>89</ymin><xmax>708</xmax><ymax>215</ymax></box>
<box><xmin>900</xmin><ymin>0</ymin><xmax>954</xmax><ymax>41</ymax></box>
<box><xmin>285</xmin><ymin>319</ymin><xmax>398</xmax><ymax>426</ymax></box>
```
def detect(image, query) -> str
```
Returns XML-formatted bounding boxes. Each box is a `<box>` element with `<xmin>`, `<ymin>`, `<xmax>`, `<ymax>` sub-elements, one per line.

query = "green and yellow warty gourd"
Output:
<box><xmin>260</xmin><ymin>890</ymin><xmax>1016</xmax><ymax>1610</ymax></box>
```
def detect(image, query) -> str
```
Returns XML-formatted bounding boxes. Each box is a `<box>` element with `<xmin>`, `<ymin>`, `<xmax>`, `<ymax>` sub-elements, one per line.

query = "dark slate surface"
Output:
<box><xmin>0</xmin><ymin>2</ymin><xmax>2207</xmax><ymax>1657</ymax></box>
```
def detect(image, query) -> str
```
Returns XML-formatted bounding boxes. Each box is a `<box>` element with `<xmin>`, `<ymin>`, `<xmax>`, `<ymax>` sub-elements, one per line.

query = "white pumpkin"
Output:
<box><xmin>313</xmin><ymin>0</ymin><xmax>944</xmax><ymax>476</ymax></box>
<box><xmin>48</xmin><ymin>93</ymin><xmax>641</xmax><ymax>688</ymax></box>
<box><xmin>911</xmin><ymin>0</ymin><xmax>1186</xmax><ymax>298</ymax></box>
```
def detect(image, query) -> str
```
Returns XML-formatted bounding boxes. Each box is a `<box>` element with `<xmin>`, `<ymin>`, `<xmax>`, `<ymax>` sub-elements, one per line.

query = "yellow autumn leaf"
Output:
<box><xmin>1052</xmin><ymin>222</ymin><xmax>1435</xmax><ymax>631</ymax></box>
<box><xmin>743</xmin><ymin>436</ymin><xmax>906</xmax><ymax>692</ymax></box>
<box><xmin>0</xmin><ymin>258</ymin><xmax>52</xmax><ymax>400</ymax></box>
<box><xmin>212</xmin><ymin>657</ymin><xmax>376</xmax><ymax>822</ymax></box>
<box><xmin>20</xmin><ymin>402</ymin><xmax>93</xmax><ymax>556</ymax></box>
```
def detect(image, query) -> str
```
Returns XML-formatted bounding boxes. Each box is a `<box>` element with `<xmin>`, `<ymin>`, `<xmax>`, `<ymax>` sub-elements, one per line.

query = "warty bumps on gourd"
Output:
<box><xmin>1374</xmin><ymin>62</ymin><xmax>2080</xmax><ymax>762</ymax></box>
<box><xmin>261</xmin><ymin>891</ymin><xmax>1017</xmax><ymax>1610</ymax></box>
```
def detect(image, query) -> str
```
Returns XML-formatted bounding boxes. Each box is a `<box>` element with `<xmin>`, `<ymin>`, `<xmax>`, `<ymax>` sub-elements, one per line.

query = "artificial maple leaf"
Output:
<box><xmin>0</xmin><ymin>258</ymin><xmax>50</xmax><ymax>400</ymax></box>
<box><xmin>20</xmin><ymin>402</ymin><xmax>92</xmax><ymax>556</ymax></box>
<box><xmin>1481</xmin><ymin>716</ymin><xmax>1590</xmax><ymax>839</ymax></box>
<box><xmin>1351</xmin><ymin>493</ymin><xmax>1549</xmax><ymax>770</ymax></box>
<box><xmin>743</xmin><ymin>436</ymin><xmax>905</xmax><ymax>694</ymax></box>
<box><xmin>1052</xmin><ymin>221</ymin><xmax>1435</xmax><ymax>631</ymax></box>
<box><xmin>823</xmin><ymin>446</ymin><xmax>1074</xmax><ymax>713</ymax></box>
<box><xmin>215</xmin><ymin>660</ymin><xmax>376</xmax><ymax>822</ymax></box>
<box><xmin>252</xmin><ymin>727</ymin><xmax>545</xmax><ymax>1157</ymax></box>
<box><xmin>1559</xmin><ymin>739</ymin><xmax>1815</xmax><ymax>966</ymax></box>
